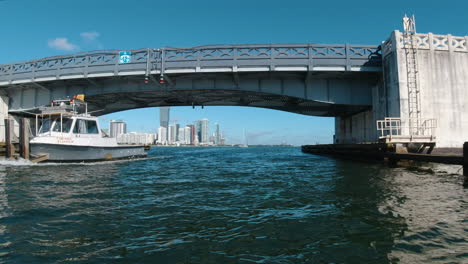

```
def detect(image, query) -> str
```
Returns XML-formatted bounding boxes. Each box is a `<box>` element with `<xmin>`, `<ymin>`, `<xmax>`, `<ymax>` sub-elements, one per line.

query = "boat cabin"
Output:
<box><xmin>36</xmin><ymin>115</ymin><xmax>105</xmax><ymax>138</ymax></box>
<box><xmin>34</xmin><ymin>96</ymin><xmax>108</xmax><ymax>139</ymax></box>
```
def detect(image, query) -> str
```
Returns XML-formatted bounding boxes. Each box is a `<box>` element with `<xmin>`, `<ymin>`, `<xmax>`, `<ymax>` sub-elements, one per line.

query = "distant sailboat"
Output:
<box><xmin>240</xmin><ymin>129</ymin><xmax>248</xmax><ymax>148</ymax></box>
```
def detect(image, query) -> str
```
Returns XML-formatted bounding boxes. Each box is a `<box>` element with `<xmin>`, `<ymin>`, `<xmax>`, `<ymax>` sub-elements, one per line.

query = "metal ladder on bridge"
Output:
<box><xmin>376</xmin><ymin>15</ymin><xmax>437</xmax><ymax>147</ymax></box>
<box><xmin>403</xmin><ymin>14</ymin><xmax>421</xmax><ymax>135</ymax></box>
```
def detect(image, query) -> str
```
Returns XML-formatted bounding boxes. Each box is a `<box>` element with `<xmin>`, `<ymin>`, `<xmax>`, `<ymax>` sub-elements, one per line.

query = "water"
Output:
<box><xmin>0</xmin><ymin>147</ymin><xmax>466</xmax><ymax>263</ymax></box>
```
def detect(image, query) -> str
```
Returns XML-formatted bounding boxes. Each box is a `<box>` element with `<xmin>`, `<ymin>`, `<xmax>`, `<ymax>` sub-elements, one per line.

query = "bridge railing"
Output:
<box><xmin>0</xmin><ymin>44</ymin><xmax>381</xmax><ymax>85</ymax></box>
<box><xmin>377</xmin><ymin>117</ymin><xmax>437</xmax><ymax>138</ymax></box>
<box><xmin>383</xmin><ymin>31</ymin><xmax>468</xmax><ymax>56</ymax></box>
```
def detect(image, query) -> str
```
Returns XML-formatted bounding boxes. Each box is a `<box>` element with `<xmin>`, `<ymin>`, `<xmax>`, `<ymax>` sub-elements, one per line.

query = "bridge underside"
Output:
<box><xmin>5</xmin><ymin>71</ymin><xmax>376</xmax><ymax>117</ymax></box>
<box><xmin>85</xmin><ymin>90</ymin><xmax>369</xmax><ymax>116</ymax></box>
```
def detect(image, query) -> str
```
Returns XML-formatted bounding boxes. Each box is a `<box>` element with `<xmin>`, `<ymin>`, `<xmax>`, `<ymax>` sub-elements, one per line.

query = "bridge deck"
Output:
<box><xmin>0</xmin><ymin>44</ymin><xmax>381</xmax><ymax>86</ymax></box>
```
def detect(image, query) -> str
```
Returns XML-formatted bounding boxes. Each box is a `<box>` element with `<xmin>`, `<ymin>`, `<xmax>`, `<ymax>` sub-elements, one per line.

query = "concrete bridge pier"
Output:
<box><xmin>333</xmin><ymin>77</ymin><xmax>387</xmax><ymax>144</ymax></box>
<box><xmin>335</xmin><ymin>30</ymin><xmax>468</xmax><ymax>149</ymax></box>
<box><xmin>383</xmin><ymin>30</ymin><xmax>468</xmax><ymax>148</ymax></box>
<box><xmin>334</xmin><ymin>110</ymin><xmax>376</xmax><ymax>144</ymax></box>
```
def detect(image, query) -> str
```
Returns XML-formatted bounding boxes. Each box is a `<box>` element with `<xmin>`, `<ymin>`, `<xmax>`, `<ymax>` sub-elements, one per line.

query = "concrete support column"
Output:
<box><xmin>334</xmin><ymin>110</ymin><xmax>375</xmax><ymax>144</ymax></box>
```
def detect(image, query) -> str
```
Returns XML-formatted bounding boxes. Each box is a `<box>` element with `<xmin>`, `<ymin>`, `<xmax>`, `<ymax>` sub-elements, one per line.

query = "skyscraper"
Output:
<box><xmin>178</xmin><ymin>127</ymin><xmax>185</xmax><ymax>143</ymax></box>
<box><xmin>184</xmin><ymin>126</ymin><xmax>192</xmax><ymax>145</ymax></box>
<box><xmin>157</xmin><ymin>126</ymin><xmax>167</xmax><ymax>145</ymax></box>
<box><xmin>187</xmin><ymin>125</ymin><xmax>195</xmax><ymax>145</ymax></box>
<box><xmin>168</xmin><ymin>124</ymin><xmax>176</xmax><ymax>144</ymax></box>
<box><xmin>110</xmin><ymin>120</ymin><xmax>126</xmax><ymax>138</ymax></box>
<box><xmin>214</xmin><ymin>123</ymin><xmax>220</xmax><ymax>145</ymax></box>
<box><xmin>175</xmin><ymin>123</ymin><xmax>180</xmax><ymax>141</ymax></box>
<box><xmin>194</xmin><ymin>120</ymin><xmax>202</xmax><ymax>144</ymax></box>
<box><xmin>159</xmin><ymin>107</ymin><xmax>170</xmax><ymax>128</ymax></box>
<box><xmin>201</xmin><ymin>119</ymin><xmax>210</xmax><ymax>143</ymax></box>
<box><xmin>159</xmin><ymin>107</ymin><xmax>170</xmax><ymax>142</ymax></box>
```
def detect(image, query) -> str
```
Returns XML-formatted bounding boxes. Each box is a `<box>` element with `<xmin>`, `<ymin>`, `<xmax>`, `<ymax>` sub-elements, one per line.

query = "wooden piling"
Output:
<box><xmin>4</xmin><ymin>118</ymin><xmax>14</xmax><ymax>158</ymax></box>
<box><xmin>19</xmin><ymin>118</ymin><xmax>30</xmax><ymax>160</ymax></box>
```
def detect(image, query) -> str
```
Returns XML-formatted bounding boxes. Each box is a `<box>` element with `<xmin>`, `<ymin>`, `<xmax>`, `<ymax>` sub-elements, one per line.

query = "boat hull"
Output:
<box><xmin>30</xmin><ymin>143</ymin><xmax>147</xmax><ymax>162</ymax></box>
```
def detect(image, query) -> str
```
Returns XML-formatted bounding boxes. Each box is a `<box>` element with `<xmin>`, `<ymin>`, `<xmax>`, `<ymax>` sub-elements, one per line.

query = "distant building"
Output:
<box><xmin>184</xmin><ymin>126</ymin><xmax>192</xmax><ymax>145</ymax></box>
<box><xmin>159</xmin><ymin>107</ymin><xmax>170</xmax><ymax>141</ymax></box>
<box><xmin>194</xmin><ymin>120</ymin><xmax>202</xmax><ymax>143</ymax></box>
<box><xmin>214</xmin><ymin>123</ymin><xmax>220</xmax><ymax>145</ymax></box>
<box><xmin>178</xmin><ymin>127</ymin><xmax>185</xmax><ymax>143</ymax></box>
<box><xmin>159</xmin><ymin>107</ymin><xmax>170</xmax><ymax>128</ymax></box>
<box><xmin>220</xmin><ymin>132</ymin><xmax>226</xmax><ymax>145</ymax></box>
<box><xmin>186</xmin><ymin>125</ymin><xmax>195</xmax><ymax>145</ymax></box>
<box><xmin>201</xmin><ymin>119</ymin><xmax>209</xmax><ymax>143</ymax></box>
<box><xmin>193</xmin><ymin>130</ymin><xmax>199</xmax><ymax>145</ymax></box>
<box><xmin>110</xmin><ymin>120</ymin><xmax>126</xmax><ymax>138</ymax></box>
<box><xmin>168</xmin><ymin>124</ymin><xmax>176</xmax><ymax>144</ymax></box>
<box><xmin>157</xmin><ymin>126</ymin><xmax>167</xmax><ymax>145</ymax></box>
<box><xmin>174</xmin><ymin>123</ymin><xmax>180</xmax><ymax>141</ymax></box>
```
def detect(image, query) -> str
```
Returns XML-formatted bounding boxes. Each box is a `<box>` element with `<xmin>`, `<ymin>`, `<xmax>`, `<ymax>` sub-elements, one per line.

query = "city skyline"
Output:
<box><xmin>101</xmin><ymin>107</ymin><xmax>333</xmax><ymax>146</ymax></box>
<box><xmin>107</xmin><ymin>115</ymin><xmax>227</xmax><ymax>146</ymax></box>
<box><xmin>102</xmin><ymin>106</ymin><xmax>319</xmax><ymax>145</ymax></box>
<box><xmin>157</xmin><ymin>117</ymin><xmax>226</xmax><ymax>146</ymax></box>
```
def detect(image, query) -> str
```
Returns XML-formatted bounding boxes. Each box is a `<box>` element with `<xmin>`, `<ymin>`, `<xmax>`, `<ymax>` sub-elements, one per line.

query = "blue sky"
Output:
<box><xmin>1</xmin><ymin>0</ymin><xmax>467</xmax><ymax>145</ymax></box>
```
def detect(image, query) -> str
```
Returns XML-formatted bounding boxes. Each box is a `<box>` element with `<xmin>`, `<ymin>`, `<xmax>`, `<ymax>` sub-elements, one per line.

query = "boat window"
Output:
<box><xmin>86</xmin><ymin>121</ymin><xmax>99</xmax><ymax>134</ymax></box>
<box><xmin>52</xmin><ymin>118</ymin><xmax>73</xmax><ymax>133</ymax></box>
<box><xmin>73</xmin><ymin>119</ymin><xmax>87</xmax><ymax>134</ymax></box>
<box><xmin>73</xmin><ymin>119</ymin><xmax>99</xmax><ymax>134</ymax></box>
<box><xmin>38</xmin><ymin>118</ymin><xmax>53</xmax><ymax>133</ymax></box>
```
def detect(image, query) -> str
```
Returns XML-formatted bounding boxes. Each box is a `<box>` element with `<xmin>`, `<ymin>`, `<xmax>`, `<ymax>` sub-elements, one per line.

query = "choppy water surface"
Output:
<box><xmin>0</xmin><ymin>147</ymin><xmax>466</xmax><ymax>263</ymax></box>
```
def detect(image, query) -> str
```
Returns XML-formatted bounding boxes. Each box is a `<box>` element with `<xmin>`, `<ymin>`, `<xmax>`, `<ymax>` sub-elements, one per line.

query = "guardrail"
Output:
<box><xmin>377</xmin><ymin>117</ymin><xmax>437</xmax><ymax>138</ymax></box>
<box><xmin>0</xmin><ymin>44</ymin><xmax>381</xmax><ymax>85</ymax></box>
<box><xmin>382</xmin><ymin>31</ymin><xmax>468</xmax><ymax>56</ymax></box>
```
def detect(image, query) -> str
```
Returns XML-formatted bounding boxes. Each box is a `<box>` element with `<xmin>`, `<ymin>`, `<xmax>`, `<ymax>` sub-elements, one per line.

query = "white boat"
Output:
<box><xmin>30</xmin><ymin>96</ymin><xmax>146</xmax><ymax>162</ymax></box>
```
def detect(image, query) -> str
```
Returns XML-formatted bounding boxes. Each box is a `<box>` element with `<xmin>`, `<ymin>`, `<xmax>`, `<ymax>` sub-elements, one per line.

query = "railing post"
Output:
<box><xmin>428</xmin><ymin>33</ymin><xmax>434</xmax><ymax>51</ymax></box>
<box><xmin>161</xmin><ymin>48</ymin><xmax>166</xmax><ymax>75</ymax></box>
<box><xmin>345</xmin><ymin>43</ymin><xmax>351</xmax><ymax>71</ymax></box>
<box><xmin>145</xmin><ymin>48</ymin><xmax>151</xmax><ymax>76</ymax></box>
<box><xmin>448</xmin><ymin>34</ymin><xmax>454</xmax><ymax>53</ymax></box>
<box><xmin>308</xmin><ymin>45</ymin><xmax>314</xmax><ymax>71</ymax></box>
<box><xmin>465</xmin><ymin>36</ymin><xmax>468</xmax><ymax>52</ymax></box>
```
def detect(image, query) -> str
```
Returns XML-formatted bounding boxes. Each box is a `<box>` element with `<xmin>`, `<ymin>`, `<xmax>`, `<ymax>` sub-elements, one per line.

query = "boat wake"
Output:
<box><xmin>0</xmin><ymin>157</ymin><xmax>36</xmax><ymax>166</ymax></box>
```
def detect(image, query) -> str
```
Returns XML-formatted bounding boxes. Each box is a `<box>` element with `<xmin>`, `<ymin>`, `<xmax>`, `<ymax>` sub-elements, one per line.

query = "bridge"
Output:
<box><xmin>0</xmin><ymin>44</ymin><xmax>381</xmax><ymax>116</ymax></box>
<box><xmin>0</xmin><ymin>27</ymin><xmax>467</xmax><ymax>148</ymax></box>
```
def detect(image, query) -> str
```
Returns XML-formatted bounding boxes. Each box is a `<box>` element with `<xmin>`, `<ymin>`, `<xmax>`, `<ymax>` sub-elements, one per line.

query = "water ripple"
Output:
<box><xmin>0</xmin><ymin>147</ymin><xmax>466</xmax><ymax>263</ymax></box>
